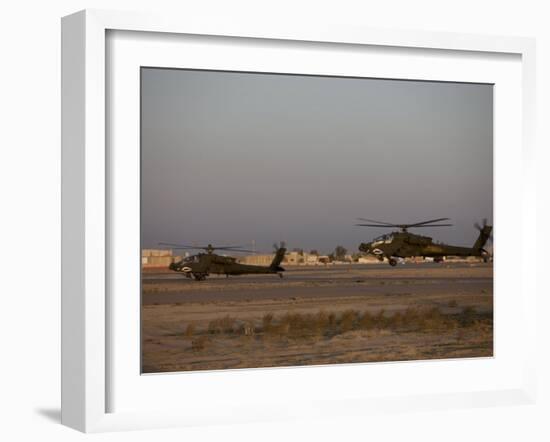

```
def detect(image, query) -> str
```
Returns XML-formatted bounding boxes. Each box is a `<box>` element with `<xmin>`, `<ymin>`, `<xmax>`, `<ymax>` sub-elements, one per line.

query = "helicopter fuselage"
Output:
<box><xmin>169</xmin><ymin>250</ymin><xmax>286</xmax><ymax>280</ymax></box>
<box><xmin>359</xmin><ymin>230</ymin><xmax>490</xmax><ymax>266</ymax></box>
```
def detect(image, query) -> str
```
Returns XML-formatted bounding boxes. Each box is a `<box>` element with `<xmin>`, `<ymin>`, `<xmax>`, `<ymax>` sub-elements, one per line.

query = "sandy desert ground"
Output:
<box><xmin>141</xmin><ymin>262</ymin><xmax>493</xmax><ymax>373</ymax></box>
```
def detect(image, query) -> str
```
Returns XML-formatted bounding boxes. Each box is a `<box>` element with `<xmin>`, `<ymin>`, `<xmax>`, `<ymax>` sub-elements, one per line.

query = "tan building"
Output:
<box><xmin>142</xmin><ymin>249</ymin><xmax>172</xmax><ymax>257</ymax></box>
<box><xmin>283</xmin><ymin>251</ymin><xmax>303</xmax><ymax>265</ymax></box>
<box><xmin>239</xmin><ymin>251</ymin><xmax>324</xmax><ymax>266</ymax></box>
<box><xmin>237</xmin><ymin>254</ymin><xmax>274</xmax><ymax>266</ymax></box>
<box><xmin>141</xmin><ymin>249</ymin><xmax>181</xmax><ymax>267</ymax></box>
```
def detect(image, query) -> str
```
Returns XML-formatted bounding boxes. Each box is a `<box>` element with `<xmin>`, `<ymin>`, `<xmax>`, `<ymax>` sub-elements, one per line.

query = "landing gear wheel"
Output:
<box><xmin>388</xmin><ymin>258</ymin><xmax>397</xmax><ymax>267</ymax></box>
<box><xmin>278</xmin><ymin>273</ymin><xmax>283</xmax><ymax>279</ymax></box>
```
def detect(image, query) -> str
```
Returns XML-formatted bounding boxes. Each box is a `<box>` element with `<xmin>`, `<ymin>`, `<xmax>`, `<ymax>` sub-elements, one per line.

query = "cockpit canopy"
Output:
<box><xmin>372</xmin><ymin>233</ymin><xmax>394</xmax><ymax>244</ymax></box>
<box><xmin>186</xmin><ymin>254</ymin><xmax>200</xmax><ymax>263</ymax></box>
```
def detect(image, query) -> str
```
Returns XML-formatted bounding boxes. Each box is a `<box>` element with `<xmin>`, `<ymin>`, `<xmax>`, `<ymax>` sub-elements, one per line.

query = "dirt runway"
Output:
<box><xmin>142</xmin><ymin>262</ymin><xmax>492</xmax><ymax>304</ymax></box>
<box><xmin>141</xmin><ymin>262</ymin><xmax>493</xmax><ymax>373</ymax></box>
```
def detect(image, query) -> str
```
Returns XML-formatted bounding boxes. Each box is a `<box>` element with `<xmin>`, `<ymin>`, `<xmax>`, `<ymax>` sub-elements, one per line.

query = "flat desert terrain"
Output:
<box><xmin>141</xmin><ymin>262</ymin><xmax>493</xmax><ymax>373</ymax></box>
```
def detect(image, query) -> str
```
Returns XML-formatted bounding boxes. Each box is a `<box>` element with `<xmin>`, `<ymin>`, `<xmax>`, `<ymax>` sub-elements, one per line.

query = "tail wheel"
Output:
<box><xmin>388</xmin><ymin>258</ymin><xmax>397</xmax><ymax>266</ymax></box>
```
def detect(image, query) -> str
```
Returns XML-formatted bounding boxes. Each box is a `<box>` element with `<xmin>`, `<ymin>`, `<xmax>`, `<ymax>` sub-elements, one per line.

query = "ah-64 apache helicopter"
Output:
<box><xmin>159</xmin><ymin>242</ymin><xmax>287</xmax><ymax>281</ymax></box>
<box><xmin>356</xmin><ymin>217</ymin><xmax>492</xmax><ymax>266</ymax></box>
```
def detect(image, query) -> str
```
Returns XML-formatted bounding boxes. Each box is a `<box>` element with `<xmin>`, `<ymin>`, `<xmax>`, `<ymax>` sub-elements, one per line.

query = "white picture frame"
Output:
<box><xmin>61</xmin><ymin>9</ymin><xmax>537</xmax><ymax>433</ymax></box>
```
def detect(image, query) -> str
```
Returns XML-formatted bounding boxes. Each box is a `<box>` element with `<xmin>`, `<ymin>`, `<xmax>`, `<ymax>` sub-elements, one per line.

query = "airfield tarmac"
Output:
<box><xmin>142</xmin><ymin>262</ymin><xmax>493</xmax><ymax>373</ymax></box>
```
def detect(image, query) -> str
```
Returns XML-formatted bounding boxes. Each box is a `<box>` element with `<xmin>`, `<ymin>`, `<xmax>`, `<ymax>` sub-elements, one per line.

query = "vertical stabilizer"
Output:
<box><xmin>270</xmin><ymin>247</ymin><xmax>286</xmax><ymax>269</ymax></box>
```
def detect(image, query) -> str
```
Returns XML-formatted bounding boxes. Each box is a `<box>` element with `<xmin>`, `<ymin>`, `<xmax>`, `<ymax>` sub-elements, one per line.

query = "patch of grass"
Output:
<box><xmin>238</xmin><ymin>321</ymin><xmax>256</xmax><ymax>336</ymax></box>
<box><xmin>201</xmin><ymin>305</ymin><xmax>492</xmax><ymax>343</ymax></box>
<box><xmin>315</xmin><ymin>310</ymin><xmax>330</xmax><ymax>334</ymax></box>
<box><xmin>339</xmin><ymin>309</ymin><xmax>360</xmax><ymax>333</ymax></box>
<box><xmin>184</xmin><ymin>324</ymin><xmax>195</xmax><ymax>337</ymax></box>
<box><xmin>358</xmin><ymin>311</ymin><xmax>374</xmax><ymax>329</ymax></box>
<box><xmin>208</xmin><ymin>315</ymin><xmax>236</xmax><ymax>334</ymax></box>
<box><xmin>262</xmin><ymin>313</ymin><xmax>274</xmax><ymax>333</ymax></box>
<box><xmin>263</xmin><ymin>311</ymin><xmax>330</xmax><ymax>339</ymax></box>
<box><xmin>191</xmin><ymin>336</ymin><xmax>208</xmax><ymax>352</ymax></box>
<box><xmin>279</xmin><ymin>312</ymin><xmax>314</xmax><ymax>338</ymax></box>
<box><xmin>457</xmin><ymin>306</ymin><xmax>478</xmax><ymax>327</ymax></box>
<box><xmin>420</xmin><ymin>307</ymin><xmax>449</xmax><ymax>332</ymax></box>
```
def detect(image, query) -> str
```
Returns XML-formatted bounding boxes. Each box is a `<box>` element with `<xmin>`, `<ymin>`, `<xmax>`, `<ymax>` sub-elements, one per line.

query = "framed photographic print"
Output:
<box><xmin>140</xmin><ymin>67</ymin><xmax>495</xmax><ymax>374</ymax></box>
<box><xmin>61</xmin><ymin>9</ymin><xmax>537</xmax><ymax>432</ymax></box>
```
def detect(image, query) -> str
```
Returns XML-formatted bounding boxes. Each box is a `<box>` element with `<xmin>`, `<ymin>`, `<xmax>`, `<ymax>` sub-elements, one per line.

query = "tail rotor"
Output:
<box><xmin>273</xmin><ymin>241</ymin><xmax>286</xmax><ymax>252</ymax></box>
<box><xmin>474</xmin><ymin>218</ymin><xmax>489</xmax><ymax>232</ymax></box>
<box><xmin>473</xmin><ymin>218</ymin><xmax>493</xmax><ymax>259</ymax></box>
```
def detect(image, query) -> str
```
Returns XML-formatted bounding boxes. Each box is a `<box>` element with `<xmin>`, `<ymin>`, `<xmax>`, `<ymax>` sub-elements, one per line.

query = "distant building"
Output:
<box><xmin>284</xmin><ymin>251</ymin><xmax>303</xmax><ymax>265</ymax></box>
<box><xmin>305</xmin><ymin>254</ymin><xmax>319</xmax><ymax>265</ymax></box>
<box><xmin>141</xmin><ymin>249</ymin><xmax>179</xmax><ymax>267</ymax></box>
<box><xmin>239</xmin><ymin>251</ymin><xmax>327</xmax><ymax>266</ymax></box>
<box><xmin>237</xmin><ymin>254</ymin><xmax>274</xmax><ymax>266</ymax></box>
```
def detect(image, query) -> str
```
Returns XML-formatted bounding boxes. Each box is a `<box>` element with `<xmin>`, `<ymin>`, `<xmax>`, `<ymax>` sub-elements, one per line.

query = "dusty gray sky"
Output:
<box><xmin>141</xmin><ymin>68</ymin><xmax>492</xmax><ymax>254</ymax></box>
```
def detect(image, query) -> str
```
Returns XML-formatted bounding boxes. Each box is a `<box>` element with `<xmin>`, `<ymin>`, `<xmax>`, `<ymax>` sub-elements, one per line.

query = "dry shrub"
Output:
<box><xmin>399</xmin><ymin>307</ymin><xmax>424</xmax><ymax>330</ymax></box>
<box><xmin>208</xmin><ymin>315</ymin><xmax>236</xmax><ymax>334</ymax></box>
<box><xmin>374</xmin><ymin>309</ymin><xmax>387</xmax><ymax>328</ymax></box>
<box><xmin>266</xmin><ymin>312</ymin><xmax>325</xmax><ymax>338</ymax></box>
<box><xmin>358</xmin><ymin>311</ymin><xmax>374</xmax><ymax>329</ymax></box>
<box><xmin>238</xmin><ymin>321</ymin><xmax>256</xmax><ymax>336</ymax></box>
<box><xmin>191</xmin><ymin>336</ymin><xmax>208</xmax><ymax>352</ymax></box>
<box><xmin>281</xmin><ymin>312</ymin><xmax>310</xmax><ymax>337</ymax></box>
<box><xmin>420</xmin><ymin>307</ymin><xmax>448</xmax><ymax>331</ymax></box>
<box><xmin>328</xmin><ymin>312</ymin><xmax>337</xmax><ymax>329</ymax></box>
<box><xmin>275</xmin><ymin>321</ymin><xmax>290</xmax><ymax>336</ymax></box>
<box><xmin>315</xmin><ymin>310</ymin><xmax>330</xmax><ymax>334</ymax></box>
<box><xmin>459</xmin><ymin>306</ymin><xmax>477</xmax><ymax>327</ymax></box>
<box><xmin>184</xmin><ymin>323</ymin><xmax>195</xmax><ymax>337</ymax></box>
<box><xmin>263</xmin><ymin>315</ymin><xmax>289</xmax><ymax>337</ymax></box>
<box><xmin>262</xmin><ymin>313</ymin><xmax>274</xmax><ymax>332</ymax></box>
<box><xmin>339</xmin><ymin>309</ymin><xmax>359</xmax><ymax>333</ymax></box>
<box><xmin>256</xmin><ymin>305</ymin><xmax>490</xmax><ymax>341</ymax></box>
<box><xmin>389</xmin><ymin>311</ymin><xmax>404</xmax><ymax>328</ymax></box>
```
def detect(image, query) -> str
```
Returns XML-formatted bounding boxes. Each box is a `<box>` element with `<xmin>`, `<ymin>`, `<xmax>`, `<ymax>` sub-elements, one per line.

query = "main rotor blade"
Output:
<box><xmin>216</xmin><ymin>248</ymin><xmax>257</xmax><ymax>254</ymax></box>
<box><xmin>356</xmin><ymin>217</ymin><xmax>451</xmax><ymax>228</ymax></box>
<box><xmin>356</xmin><ymin>218</ymin><xmax>400</xmax><ymax>226</ymax></box>
<box><xmin>407</xmin><ymin>218</ymin><xmax>451</xmax><ymax>227</ymax></box>
<box><xmin>356</xmin><ymin>223</ymin><xmax>398</xmax><ymax>227</ymax></box>
<box><xmin>158</xmin><ymin>242</ymin><xmax>199</xmax><ymax>249</ymax></box>
<box><xmin>355</xmin><ymin>223</ymin><xmax>452</xmax><ymax>228</ymax></box>
<box><xmin>158</xmin><ymin>242</ymin><xmax>255</xmax><ymax>251</ymax></box>
<box><xmin>474</xmin><ymin>219</ymin><xmax>491</xmax><ymax>231</ymax></box>
<box><xmin>212</xmin><ymin>245</ymin><xmax>248</xmax><ymax>250</ymax></box>
<box><xmin>405</xmin><ymin>224</ymin><xmax>453</xmax><ymax>227</ymax></box>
